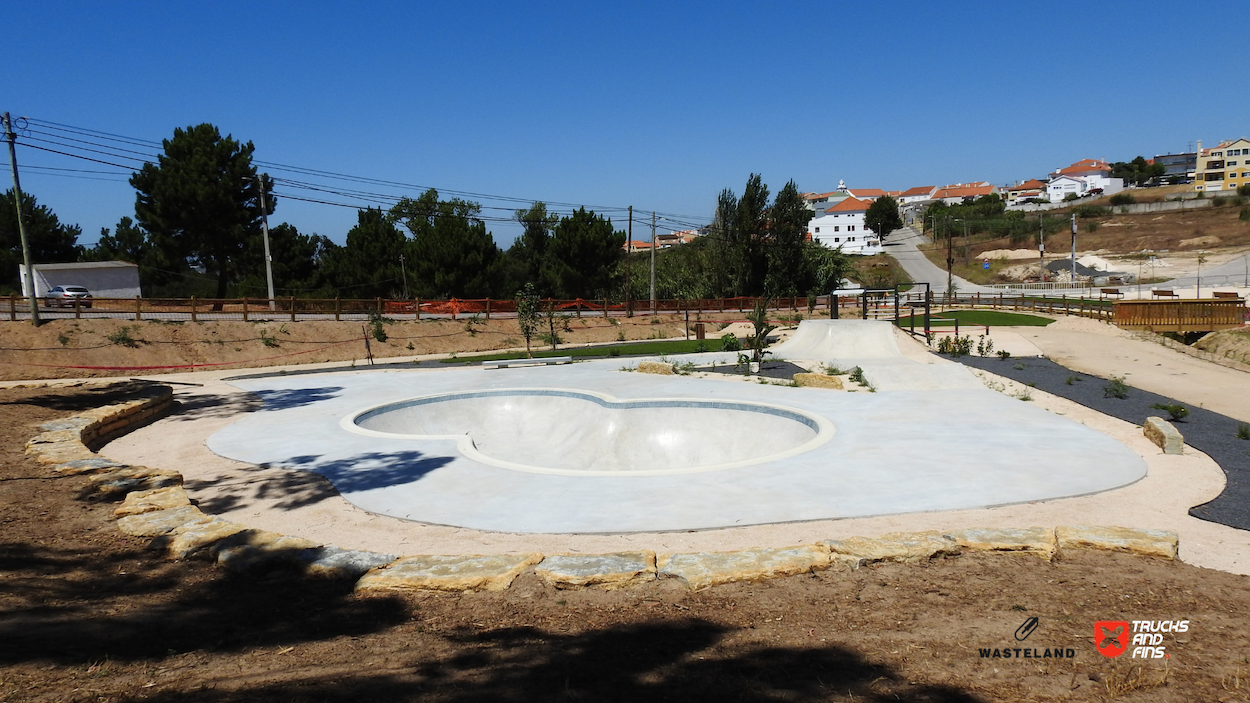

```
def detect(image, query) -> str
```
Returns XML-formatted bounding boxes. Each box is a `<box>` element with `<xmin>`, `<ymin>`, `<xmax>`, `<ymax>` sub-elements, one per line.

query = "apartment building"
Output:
<box><xmin>1194</xmin><ymin>138</ymin><xmax>1250</xmax><ymax>192</ymax></box>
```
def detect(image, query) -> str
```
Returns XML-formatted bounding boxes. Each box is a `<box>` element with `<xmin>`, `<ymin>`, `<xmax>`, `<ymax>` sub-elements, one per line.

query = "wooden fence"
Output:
<box><xmin>1114</xmin><ymin>299</ymin><xmax>1247</xmax><ymax>332</ymax></box>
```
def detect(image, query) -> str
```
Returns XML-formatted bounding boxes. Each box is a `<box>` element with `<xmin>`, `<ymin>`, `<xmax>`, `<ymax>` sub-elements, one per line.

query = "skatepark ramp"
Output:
<box><xmin>769</xmin><ymin>320</ymin><xmax>981</xmax><ymax>391</ymax></box>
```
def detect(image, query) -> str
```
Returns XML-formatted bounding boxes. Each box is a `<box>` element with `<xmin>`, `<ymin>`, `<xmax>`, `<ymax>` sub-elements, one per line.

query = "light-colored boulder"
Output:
<box><xmin>535</xmin><ymin>551</ymin><xmax>656</xmax><ymax>589</ymax></box>
<box><xmin>1143</xmin><ymin>417</ymin><xmax>1184</xmax><ymax>454</ymax></box>
<box><xmin>657</xmin><ymin>545</ymin><xmax>830</xmax><ymax>590</ymax></box>
<box><xmin>943</xmin><ymin>527</ymin><xmax>1056</xmax><ymax>559</ymax></box>
<box><xmin>1056</xmin><ymin>526</ymin><xmax>1178</xmax><ymax>559</ymax></box>
<box><xmin>210</xmin><ymin>529</ymin><xmax>323</xmax><ymax>572</ymax></box>
<box><xmin>793</xmin><ymin>373</ymin><xmax>844</xmax><ymax>389</ymax></box>
<box><xmin>823</xmin><ymin>531</ymin><xmax>960</xmax><ymax>564</ymax></box>
<box><xmin>301</xmin><ymin>547</ymin><xmax>398</xmax><ymax>578</ymax></box>
<box><xmin>88</xmin><ymin>467</ymin><xmax>182</xmax><ymax>496</ymax></box>
<box><xmin>160</xmin><ymin>519</ymin><xmax>249</xmax><ymax>559</ymax></box>
<box><xmin>114</xmin><ymin>485</ymin><xmax>192</xmax><ymax>517</ymax></box>
<box><xmin>355</xmin><ymin>553</ymin><xmax>543</xmax><ymax>592</ymax></box>
<box><xmin>116</xmin><ymin>505</ymin><xmax>212</xmax><ymax>537</ymax></box>
<box><xmin>637</xmin><ymin>360</ymin><xmax>675</xmax><ymax>375</ymax></box>
<box><xmin>55</xmin><ymin>457</ymin><xmax>125</xmax><ymax>475</ymax></box>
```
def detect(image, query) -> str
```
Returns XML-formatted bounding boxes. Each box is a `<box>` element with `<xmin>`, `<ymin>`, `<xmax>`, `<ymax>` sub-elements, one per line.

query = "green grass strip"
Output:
<box><xmin>895</xmin><ymin>310</ymin><xmax>1055</xmax><ymax>328</ymax></box>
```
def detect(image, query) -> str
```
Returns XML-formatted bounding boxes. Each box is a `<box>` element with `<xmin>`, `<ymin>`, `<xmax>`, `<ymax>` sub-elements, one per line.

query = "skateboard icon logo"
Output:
<box><xmin>1095</xmin><ymin>621</ymin><xmax>1129</xmax><ymax>658</ymax></box>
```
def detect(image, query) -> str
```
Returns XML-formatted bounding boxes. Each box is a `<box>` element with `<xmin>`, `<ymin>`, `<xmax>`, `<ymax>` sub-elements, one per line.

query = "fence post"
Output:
<box><xmin>415</xmin><ymin>297</ymin><xmax>421</xmax><ymax>321</ymax></box>
<box><xmin>242</xmin><ymin>298</ymin><xmax>249</xmax><ymax>322</ymax></box>
<box><xmin>576</xmin><ymin>299</ymin><xmax>582</xmax><ymax>319</ymax></box>
<box><xmin>603</xmin><ymin>298</ymin><xmax>608</xmax><ymax>319</ymax></box>
<box><xmin>290</xmin><ymin>296</ymin><xmax>296</xmax><ymax>322</ymax></box>
<box><xmin>376</xmin><ymin>297</ymin><xmax>382</xmax><ymax>318</ymax></box>
<box><xmin>8</xmin><ymin>293</ymin><xmax>14</xmax><ymax>321</ymax></box>
<box><xmin>74</xmin><ymin>296</ymin><xmax>81</xmax><ymax>319</ymax></box>
<box><xmin>485</xmin><ymin>298</ymin><xmax>491</xmax><ymax>321</ymax></box>
<box><xmin>190</xmin><ymin>296</ymin><xmax>197</xmax><ymax>323</ymax></box>
<box><xmin>334</xmin><ymin>296</ymin><xmax>341</xmax><ymax>322</ymax></box>
<box><xmin>134</xmin><ymin>296</ymin><xmax>142</xmax><ymax>321</ymax></box>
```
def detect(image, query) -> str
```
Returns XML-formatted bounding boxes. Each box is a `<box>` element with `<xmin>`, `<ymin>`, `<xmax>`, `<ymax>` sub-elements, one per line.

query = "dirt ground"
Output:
<box><xmin>0</xmin><ymin>313</ymin><xmax>743</xmax><ymax>382</ymax></box>
<box><xmin>3</xmin><ymin>383</ymin><xmax>1250</xmax><ymax>701</ymax></box>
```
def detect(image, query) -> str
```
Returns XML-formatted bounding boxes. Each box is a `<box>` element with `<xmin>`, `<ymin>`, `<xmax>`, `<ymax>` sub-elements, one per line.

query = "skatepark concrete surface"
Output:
<box><xmin>200</xmin><ymin>320</ymin><xmax>1145</xmax><ymax>533</ymax></box>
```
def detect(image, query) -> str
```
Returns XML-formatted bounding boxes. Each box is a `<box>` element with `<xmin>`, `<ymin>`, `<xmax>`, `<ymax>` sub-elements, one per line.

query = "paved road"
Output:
<box><xmin>883</xmin><ymin>226</ymin><xmax>985</xmax><ymax>294</ymax></box>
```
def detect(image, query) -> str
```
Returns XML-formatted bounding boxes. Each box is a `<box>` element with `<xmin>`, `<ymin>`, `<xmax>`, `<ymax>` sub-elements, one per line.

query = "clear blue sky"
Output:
<box><xmin>4</xmin><ymin>1</ymin><xmax>1248</xmax><ymax>248</ymax></box>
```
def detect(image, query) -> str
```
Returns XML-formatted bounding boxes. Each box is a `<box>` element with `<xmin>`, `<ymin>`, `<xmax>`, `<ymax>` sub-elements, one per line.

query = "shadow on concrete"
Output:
<box><xmin>108</xmin><ymin>620</ymin><xmax>986</xmax><ymax>702</ymax></box>
<box><xmin>185</xmin><ymin>450</ymin><xmax>454</xmax><ymax>514</ymax></box>
<box><xmin>166</xmin><ymin>386</ymin><xmax>343</xmax><ymax>422</ymax></box>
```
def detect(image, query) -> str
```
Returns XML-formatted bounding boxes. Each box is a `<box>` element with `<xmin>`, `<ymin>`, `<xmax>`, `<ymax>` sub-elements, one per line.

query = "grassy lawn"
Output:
<box><xmin>441</xmin><ymin>338</ymin><xmax>717</xmax><ymax>363</ymax></box>
<box><xmin>895</xmin><ymin>310</ymin><xmax>1056</xmax><ymax>327</ymax></box>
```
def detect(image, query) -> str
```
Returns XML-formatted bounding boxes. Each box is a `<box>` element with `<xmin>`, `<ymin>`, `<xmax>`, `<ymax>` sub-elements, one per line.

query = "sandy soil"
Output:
<box><xmin>0</xmin><ymin>314</ymin><xmax>736</xmax><ymax>382</ymax></box>
<box><xmin>97</xmin><ymin>318</ymin><xmax>1250</xmax><ymax>577</ymax></box>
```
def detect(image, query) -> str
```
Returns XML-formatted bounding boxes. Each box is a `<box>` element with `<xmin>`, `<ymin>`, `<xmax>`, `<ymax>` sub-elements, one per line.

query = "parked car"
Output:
<box><xmin>44</xmin><ymin>285</ymin><xmax>93</xmax><ymax>308</ymax></box>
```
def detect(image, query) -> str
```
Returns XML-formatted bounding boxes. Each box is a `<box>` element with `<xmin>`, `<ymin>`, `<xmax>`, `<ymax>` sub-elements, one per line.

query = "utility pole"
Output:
<box><xmin>1038</xmin><ymin>213</ymin><xmax>1045</xmax><ymax>283</ymax></box>
<box><xmin>625</xmin><ymin>206</ymin><xmax>632</xmax><ymax>317</ymax></box>
<box><xmin>1070</xmin><ymin>214</ymin><xmax>1077</xmax><ymax>291</ymax></box>
<box><xmin>945</xmin><ymin>217</ymin><xmax>954</xmax><ymax>304</ymax></box>
<box><xmin>650</xmin><ymin>210</ymin><xmax>657</xmax><ymax>315</ymax></box>
<box><xmin>256</xmin><ymin>175</ymin><xmax>276</xmax><ymax>311</ymax></box>
<box><xmin>399</xmin><ymin>253</ymin><xmax>408</xmax><ymax>299</ymax></box>
<box><xmin>3</xmin><ymin>113</ymin><xmax>40</xmax><ymax>326</ymax></box>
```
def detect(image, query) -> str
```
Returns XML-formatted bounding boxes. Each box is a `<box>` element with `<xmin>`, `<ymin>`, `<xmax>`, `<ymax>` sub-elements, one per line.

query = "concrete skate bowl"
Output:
<box><xmin>344</xmin><ymin>389</ymin><xmax>834</xmax><ymax>476</ymax></box>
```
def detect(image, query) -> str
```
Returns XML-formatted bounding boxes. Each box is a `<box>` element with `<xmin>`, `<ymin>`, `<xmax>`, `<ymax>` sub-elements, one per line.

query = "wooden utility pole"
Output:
<box><xmin>625</xmin><ymin>205</ymin><xmax>632</xmax><ymax>317</ymax></box>
<box><xmin>2</xmin><ymin>113</ymin><xmax>40</xmax><ymax>325</ymax></box>
<box><xmin>650</xmin><ymin>211</ymin><xmax>657</xmax><ymax>314</ymax></box>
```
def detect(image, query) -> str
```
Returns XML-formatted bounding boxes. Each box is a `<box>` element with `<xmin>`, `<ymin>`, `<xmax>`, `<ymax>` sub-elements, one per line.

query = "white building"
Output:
<box><xmin>807</xmin><ymin>196</ymin><xmax>882</xmax><ymax>255</ymax></box>
<box><xmin>1046</xmin><ymin>159</ymin><xmax>1125</xmax><ymax>201</ymax></box>
<box><xmin>19</xmin><ymin>261</ymin><xmax>142</xmax><ymax>299</ymax></box>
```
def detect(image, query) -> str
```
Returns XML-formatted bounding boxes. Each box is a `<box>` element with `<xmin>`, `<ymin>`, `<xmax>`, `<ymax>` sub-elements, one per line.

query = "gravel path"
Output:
<box><xmin>952</xmin><ymin>354</ymin><xmax>1250</xmax><ymax>530</ymax></box>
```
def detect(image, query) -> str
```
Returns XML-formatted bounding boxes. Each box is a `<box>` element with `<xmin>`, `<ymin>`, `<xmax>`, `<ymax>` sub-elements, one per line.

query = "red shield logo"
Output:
<box><xmin>1095</xmin><ymin>621</ymin><xmax>1129</xmax><ymax>658</ymax></box>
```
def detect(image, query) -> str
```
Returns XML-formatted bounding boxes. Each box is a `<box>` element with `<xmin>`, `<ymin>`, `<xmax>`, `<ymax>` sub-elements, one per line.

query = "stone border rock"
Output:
<box><xmin>21</xmin><ymin>382</ymin><xmax>1183</xmax><ymax>592</ymax></box>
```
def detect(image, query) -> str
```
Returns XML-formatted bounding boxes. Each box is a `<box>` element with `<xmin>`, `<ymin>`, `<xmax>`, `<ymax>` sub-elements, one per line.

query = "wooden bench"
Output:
<box><xmin>1213</xmin><ymin>291</ymin><xmax>1242</xmax><ymax>300</ymax></box>
<box><xmin>1100</xmin><ymin>288</ymin><xmax>1123</xmax><ymax>299</ymax></box>
<box><xmin>482</xmin><ymin>356</ymin><xmax>573</xmax><ymax>369</ymax></box>
<box><xmin>1151</xmin><ymin>289</ymin><xmax>1178</xmax><ymax>298</ymax></box>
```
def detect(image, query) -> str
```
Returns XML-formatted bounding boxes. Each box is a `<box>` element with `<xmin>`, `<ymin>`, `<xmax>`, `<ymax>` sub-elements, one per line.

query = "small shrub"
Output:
<box><xmin>106</xmin><ymin>326</ymin><xmax>141</xmax><ymax>348</ymax></box>
<box><xmin>848</xmin><ymin>366</ymin><xmax>866</xmax><ymax>385</ymax></box>
<box><xmin>1103</xmin><ymin>375</ymin><xmax>1130</xmax><ymax>399</ymax></box>
<box><xmin>1065</xmin><ymin>375</ymin><xmax>1082</xmax><ymax>385</ymax></box>
<box><xmin>693</xmin><ymin>341</ymin><xmax>709</xmax><ymax>353</ymax></box>
<box><xmin>608</xmin><ymin>347</ymin><xmax>621</xmax><ymax>357</ymax></box>
<box><xmin>1016</xmin><ymin>388</ymin><xmax>1033</xmax><ymax>401</ymax></box>
<box><xmin>1236</xmin><ymin>423</ymin><xmax>1250</xmax><ymax>440</ymax></box>
<box><xmin>1109</xmin><ymin>193</ymin><xmax>1136</xmax><ymax>206</ymax></box>
<box><xmin>1012</xmin><ymin>362</ymin><xmax>1025</xmax><ymax>370</ymax></box>
<box><xmin>1239</xmin><ymin>206</ymin><xmax>1250</xmax><ymax>222</ymax></box>
<box><xmin>540</xmin><ymin>331</ymin><xmax>562</xmax><ymax>347</ymax></box>
<box><xmin>608</xmin><ymin>317</ymin><xmax>620</xmax><ymax>326</ymax></box>
<box><xmin>1063</xmin><ymin>192</ymin><xmax>1080</xmax><ymax>202</ymax></box>
<box><xmin>406</xmin><ymin>341</ymin><xmax>415</xmax><ymax>350</ymax></box>
<box><xmin>822</xmin><ymin>363</ymin><xmax>847</xmax><ymax>376</ymax></box>
<box><xmin>464</xmin><ymin>313</ymin><xmax>482</xmax><ymax>336</ymax></box>
<box><xmin>1074</xmin><ymin>204</ymin><xmax>1109</xmax><ymax>218</ymax></box>
<box><xmin>1239</xmin><ymin>184</ymin><xmax>1250</xmax><ymax>197</ymax></box>
<box><xmin>1086</xmin><ymin>221</ymin><xmax>1100</xmax><ymax>233</ymax></box>
<box><xmin>368</xmin><ymin>310</ymin><xmax>390</xmax><ymax>343</ymax></box>
<box><xmin>937</xmin><ymin>334</ymin><xmax>974</xmax><ymax>356</ymax></box>
<box><xmin>719</xmin><ymin>333</ymin><xmax>742</xmax><ymax>352</ymax></box>
<box><xmin>259</xmin><ymin>328</ymin><xmax>279</xmax><ymax>348</ymax></box>
<box><xmin>1212</xmin><ymin>196</ymin><xmax>1230</xmax><ymax>207</ymax></box>
<box><xmin>997</xmin><ymin>349</ymin><xmax>1011</xmax><ymax>360</ymax></box>
<box><xmin>616</xmin><ymin>331</ymin><xmax>626</xmax><ymax>342</ymax></box>
<box><xmin>976</xmin><ymin>335</ymin><xmax>994</xmax><ymax>357</ymax></box>
<box><xmin>1151</xmin><ymin>402</ymin><xmax>1189</xmax><ymax>421</ymax></box>
<box><xmin>57</xmin><ymin>333</ymin><xmax>70</xmax><ymax>347</ymax></box>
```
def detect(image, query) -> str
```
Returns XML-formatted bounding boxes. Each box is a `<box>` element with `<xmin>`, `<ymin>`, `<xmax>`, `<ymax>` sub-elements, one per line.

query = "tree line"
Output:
<box><xmin>3</xmin><ymin>123</ymin><xmax>853</xmax><ymax>301</ymax></box>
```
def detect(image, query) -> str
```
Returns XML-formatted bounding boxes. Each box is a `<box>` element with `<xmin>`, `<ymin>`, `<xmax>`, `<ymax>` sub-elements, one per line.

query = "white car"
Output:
<box><xmin>44</xmin><ymin>285</ymin><xmax>93</xmax><ymax>308</ymax></box>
